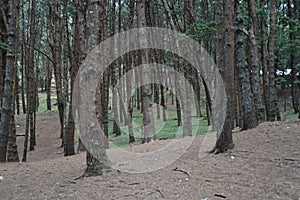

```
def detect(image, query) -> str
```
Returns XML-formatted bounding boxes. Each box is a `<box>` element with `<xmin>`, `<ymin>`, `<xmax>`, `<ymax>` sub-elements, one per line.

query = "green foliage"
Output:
<box><xmin>186</xmin><ymin>20</ymin><xmax>215</xmax><ymax>42</ymax></box>
<box><xmin>281</xmin><ymin>112</ymin><xmax>299</xmax><ymax>121</ymax></box>
<box><xmin>0</xmin><ymin>41</ymin><xmax>8</xmax><ymax>51</ymax></box>
<box><xmin>275</xmin><ymin>76</ymin><xmax>287</xmax><ymax>85</ymax></box>
<box><xmin>294</xmin><ymin>79</ymin><xmax>300</xmax><ymax>85</ymax></box>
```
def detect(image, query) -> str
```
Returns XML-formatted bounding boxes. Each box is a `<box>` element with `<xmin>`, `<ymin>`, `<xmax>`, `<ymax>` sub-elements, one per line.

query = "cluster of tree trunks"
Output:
<box><xmin>0</xmin><ymin>0</ymin><xmax>299</xmax><ymax>178</ymax></box>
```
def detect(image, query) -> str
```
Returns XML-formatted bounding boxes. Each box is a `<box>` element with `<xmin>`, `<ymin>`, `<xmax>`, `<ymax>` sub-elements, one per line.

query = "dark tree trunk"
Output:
<box><xmin>127</xmin><ymin>0</ymin><xmax>135</xmax><ymax>143</ymax></box>
<box><xmin>46</xmin><ymin>59</ymin><xmax>52</xmax><ymax>111</ymax></box>
<box><xmin>7</xmin><ymin>64</ymin><xmax>19</xmax><ymax>162</ymax></box>
<box><xmin>248</xmin><ymin>0</ymin><xmax>265</xmax><ymax>122</ymax></box>
<box><xmin>28</xmin><ymin>0</ymin><xmax>37</xmax><ymax>152</ymax></box>
<box><xmin>288</xmin><ymin>0</ymin><xmax>299</xmax><ymax>114</ymax></box>
<box><xmin>52</xmin><ymin>0</ymin><xmax>65</xmax><ymax>145</ymax></box>
<box><xmin>235</xmin><ymin>0</ymin><xmax>257</xmax><ymax>130</ymax></box>
<box><xmin>0</xmin><ymin>0</ymin><xmax>18</xmax><ymax>162</ymax></box>
<box><xmin>64</xmin><ymin>0</ymin><xmax>75</xmax><ymax>156</ymax></box>
<box><xmin>214</xmin><ymin>0</ymin><xmax>234</xmax><ymax>152</ymax></box>
<box><xmin>20</xmin><ymin>2</ymin><xmax>26</xmax><ymax>114</ymax></box>
<box><xmin>268</xmin><ymin>0</ymin><xmax>277</xmax><ymax>122</ymax></box>
<box><xmin>260</xmin><ymin>0</ymin><xmax>269</xmax><ymax>120</ymax></box>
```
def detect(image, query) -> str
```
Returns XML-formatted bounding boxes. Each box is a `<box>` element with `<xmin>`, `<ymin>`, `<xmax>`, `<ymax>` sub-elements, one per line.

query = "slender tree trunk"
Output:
<box><xmin>7</xmin><ymin>62</ymin><xmax>19</xmax><ymax>162</ymax></box>
<box><xmin>248</xmin><ymin>0</ymin><xmax>265</xmax><ymax>122</ymax></box>
<box><xmin>73</xmin><ymin>0</ymin><xmax>87</xmax><ymax>153</ymax></box>
<box><xmin>0</xmin><ymin>1</ymin><xmax>8</xmax><ymax>113</ymax></box>
<box><xmin>137</xmin><ymin>0</ymin><xmax>155</xmax><ymax>143</ymax></box>
<box><xmin>127</xmin><ymin>0</ymin><xmax>135</xmax><ymax>143</ymax></box>
<box><xmin>268</xmin><ymin>0</ymin><xmax>277</xmax><ymax>122</ymax></box>
<box><xmin>20</xmin><ymin>2</ymin><xmax>26</xmax><ymax>114</ymax></box>
<box><xmin>7</xmin><ymin>4</ymin><xmax>20</xmax><ymax>161</ymax></box>
<box><xmin>15</xmin><ymin>66</ymin><xmax>20</xmax><ymax>115</ymax></box>
<box><xmin>52</xmin><ymin>0</ymin><xmax>65</xmax><ymax>145</ymax></box>
<box><xmin>110</xmin><ymin>0</ymin><xmax>121</xmax><ymax>137</ymax></box>
<box><xmin>288</xmin><ymin>0</ymin><xmax>299</xmax><ymax>114</ymax></box>
<box><xmin>28</xmin><ymin>0</ymin><xmax>37</xmax><ymax>152</ymax></box>
<box><xmin>64</xmin><ymin>0</ymin><xmax>75</xmax><ymax>156</ymax></box>
<box><xmin>260</xmin><ymin>0</ymin><xmax>269</xmax><ymax>120</ymax></box>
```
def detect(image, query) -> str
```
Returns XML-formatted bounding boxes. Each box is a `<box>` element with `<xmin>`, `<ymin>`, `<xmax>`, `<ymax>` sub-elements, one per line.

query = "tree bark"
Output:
<box><xmin>235</xmin><ymin>0</ymin><xmax>257</xmax><ymax>130</ymax></box>
<box><xmin>268</xmin><ymin>0</ymin><xmax>277</xmax><ymax>122</ymax></box>
<box><xmin>0</xmin><ymin>0</ymin><xmax>18</xmax><ymax>162</ymax></box>
<box><xmin>214</xmin><ymin>0</ymin><xmax>234</xmax><ymax>152</ymax></box>
<box><xmin>248</xmin><ymin>0</ymin><xmax>265</xmax><ymax>122</ymax></box>
<box><xmin>137</xmin><ymin>0</ymin><xmax>155</xmax><ymax>143</ymax></box>
<box><xmin>288</xmin><ymin>0</ymin><xmax>299</xmax><ymax>114</ymax></box>
<box><xmin>84</xmin><ymin>0</ymin><xmax>109</xmax><ymax>176</ymax></box>
<box><xmin>52</xmin><ymin>0</ymin><xmax>65</xmax><ymax>145</ymax></box>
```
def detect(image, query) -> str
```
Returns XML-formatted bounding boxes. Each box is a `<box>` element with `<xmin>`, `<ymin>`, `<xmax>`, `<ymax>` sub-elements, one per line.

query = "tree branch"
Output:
<box><xmin>24</xmin><ymin>42</ymin><xmax>55</xmax><ymax>66</ymax></box>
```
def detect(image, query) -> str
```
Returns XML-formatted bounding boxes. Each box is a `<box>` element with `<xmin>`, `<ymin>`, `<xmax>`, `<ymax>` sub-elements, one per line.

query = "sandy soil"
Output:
<box><xmin>0</xmin><ymin>113</ymin><xmax>299</xmax><ymax>200</ymax></box>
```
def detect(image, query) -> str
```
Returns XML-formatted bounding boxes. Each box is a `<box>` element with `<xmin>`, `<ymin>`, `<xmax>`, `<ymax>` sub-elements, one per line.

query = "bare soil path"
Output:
<box><xmin>0</xmin><ymin>114</ymin><xmax>299</xmax><ymax>200</ymax></box>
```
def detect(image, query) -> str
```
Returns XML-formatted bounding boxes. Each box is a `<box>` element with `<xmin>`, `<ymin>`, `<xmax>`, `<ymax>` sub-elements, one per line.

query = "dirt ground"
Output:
<box><xmin>0</xmin><ymin>113</ymin><xmax>299</xmax><ymax>200</ymax></box>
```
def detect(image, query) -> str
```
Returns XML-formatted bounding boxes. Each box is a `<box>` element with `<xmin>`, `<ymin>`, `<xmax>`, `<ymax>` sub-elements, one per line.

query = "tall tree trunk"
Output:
<box><xmin>64</xmin><ymin>0</ymin><xmax>75</xmax><ymax>156</ymax></box>
<box><xmin>110</xmin><ymin>0</ymin><xmax>121</xmax><ymax>137</ymax></box>
<box><xmin>74</xmin><ymin>0</ymin><xmax>87</xmax><ymax>153</ymax></box>
<box><xmin>84</xmin><ymin>0</ymin><xmax>109</xmax><ymax>177</ymax></box>
<box><xmin>100</xmin><ymin>0</ymin><xmax>109</xmax><ymax>148</ymax></box>
<box><xmin>0</xmin><ymin>0</ymin><xmax>8</xmax><ymax>113</ymax></box>
<box><xmin>260</xmin><ymin>0</ymin><xmax>269</xmax><ymax>120</ymax></box>
<box><xmin>214</xmin><ymin>0</ymin><xmax>234</xmax><ymax>152</ymax></box>
<box><xmin>7</xmin><ymin>4</ymin><xmax>19</xmax><ymax>161</ymax></box>
<box><xmin>20</xmin><ymin>1</ymin><xmax>26</xmax><ymax>114</ymax></box>
<box><xmin>28</xmin><ymin>0</ymin><xmax>37</xmax><ymax>152</ymax></box>
<box><xmin>235</xmin><ymin>0</ymin><xmax>257</xmax><ymax>130</ymax></box>
<box><xmin>137</xmin><ymin>0</ymin><xmax>155</xmax><ymax>143</ymax></box>
<box><xmin>248</xmin><ymin>0</ymin><xmax>265</xmax><ymax>122</ymax></box>
<box><xmin>0</xmin><ymin>0</ymin><xmax>18</xmax><ymax>162</ymax></box>
<box><xmin>161</xmin><ymin>0</ymin><xmax>184</xmax><ymax>128</ymax></box>
<box><xmin>127</xmin><ymin>0</ymin><xmax>135</xmax><ymax>143</ymax></box>
<box><xmin>182</xmin><ymin>0</ymin><xmax>194</xmax><ymax>137</ymax></box>
<box><xmin>52</xmin><ymin>0</ymin><xmax>65</xmax><ymax>145</ymax></box>
<box><xmin>288</xmin><ymin>0</ymin><xmax>299</xmax><ymax>114</ymax></box>
<box><xmin>268</xmin><ymin>0</ymin><xmax>277</xmax><ymax>122</ymax></box>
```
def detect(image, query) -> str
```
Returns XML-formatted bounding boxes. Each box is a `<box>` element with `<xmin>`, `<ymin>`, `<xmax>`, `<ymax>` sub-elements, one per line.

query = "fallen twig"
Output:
<box><xmin>284</xmin><ymin>157</ymin><xmax>300</xmax><ymax>162</ymax></box>
<box><xmin>74</xmin><ymin>175</ymin><xmax>83</xmax><ymax>180</ymax></box>
<box><xmin>173</xmin><ymin>167</ymin><xmax>190</xmax><ymax>176</ymax></box>
<box><xmin>156</xmin><ymin>189</ymin><xmax>165</xmax><ymax>198</ymax></box>
<box><xmin>214</xmin><ymin>193</ymin><xmax>227</xmax><ymax>198</ymax></box>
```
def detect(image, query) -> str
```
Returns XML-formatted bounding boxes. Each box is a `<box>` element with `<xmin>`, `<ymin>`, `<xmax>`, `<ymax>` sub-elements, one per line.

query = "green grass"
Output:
<box><xmin>25</xmin><ymin>91</ymin><xmax>299</xmax><ymax>150</ymax></box>
<box><xmin>37</xmin><ymin>93</ymin><xmax>58</xmax><ymax>114</ymax></box>
<box><xmin>108</xmin><ymin>105</ymin><xmax>209</xmax><ymax>148</ymax></box>
<box><xmin>281</xmin><ymin>112</ymin><xmax>299</xmax><ymax>121</ymax></box>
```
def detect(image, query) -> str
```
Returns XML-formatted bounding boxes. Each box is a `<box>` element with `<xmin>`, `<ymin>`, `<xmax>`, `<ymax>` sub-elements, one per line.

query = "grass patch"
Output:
<box><xmin>281</xmin><ymin>112</ymin><xmax>299</xmax><ymax>121</ymax></box>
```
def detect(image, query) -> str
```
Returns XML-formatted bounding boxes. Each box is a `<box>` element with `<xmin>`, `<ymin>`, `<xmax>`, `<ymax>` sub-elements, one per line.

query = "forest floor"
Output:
<box><xmin>0</xmin><ymin>113</ymin><xmax>299</xmax><ymax>200</ymax></box>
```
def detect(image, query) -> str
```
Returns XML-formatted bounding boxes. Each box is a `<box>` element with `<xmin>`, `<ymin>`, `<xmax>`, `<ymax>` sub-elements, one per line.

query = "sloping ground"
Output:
<box><xmin>0</xmin><ymin>114</ymin><xmax>299</xmax><ymax>200</ymax></box>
